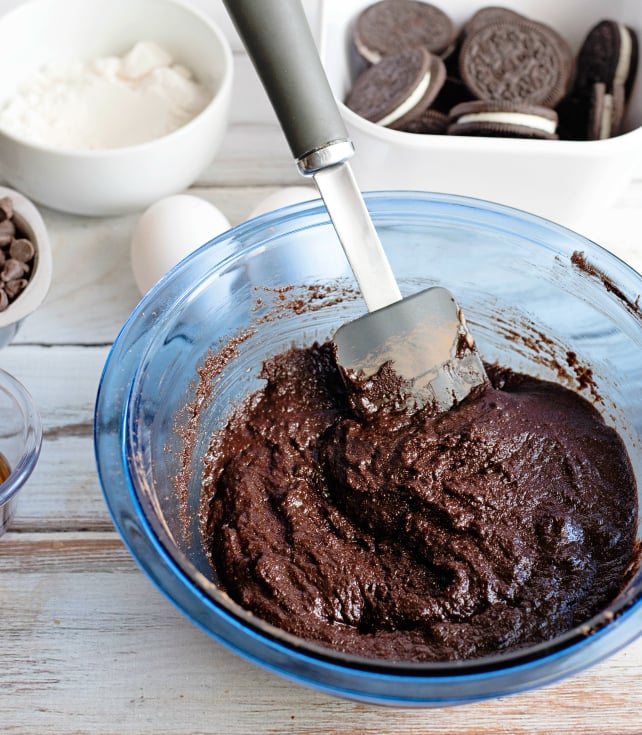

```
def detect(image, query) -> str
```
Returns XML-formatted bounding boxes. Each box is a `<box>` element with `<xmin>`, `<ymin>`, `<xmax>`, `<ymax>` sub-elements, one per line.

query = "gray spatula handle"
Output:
<box><xmin>222</xmin><ymin>0</ymin><xmax>353</xmax><ymax>171</ymax></box>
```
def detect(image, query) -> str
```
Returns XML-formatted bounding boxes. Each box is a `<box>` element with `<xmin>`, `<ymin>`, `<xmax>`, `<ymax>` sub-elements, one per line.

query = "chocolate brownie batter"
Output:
<box><xmin>203</xmin><ymin>342</ymin><xmax>638</xmax><ymax>662</ymax></box>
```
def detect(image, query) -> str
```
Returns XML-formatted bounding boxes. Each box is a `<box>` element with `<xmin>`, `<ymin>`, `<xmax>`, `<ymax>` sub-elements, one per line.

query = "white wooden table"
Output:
<box><xmin>1</xmin><ymin>2</ymin><xmax>642</xmax><ymax>732</ymax></box>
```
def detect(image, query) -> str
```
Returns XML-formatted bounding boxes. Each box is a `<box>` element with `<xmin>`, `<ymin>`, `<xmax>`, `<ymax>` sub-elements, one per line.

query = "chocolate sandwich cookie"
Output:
<box><xmin>559</xmin><ymin>20</ymin><xmax>638</xmax><ymax>140</ymax></box>
<box><xmin>353</xmin><ymin>0</ymin><xmax>457</xmax><ymax>64</ymax></box>
<box><xmin>586</xmin><ymin>81</ymin><xmax>626</xmax><ymax>139</ymax></box>
<box><xmin>466</xmin><ymin>9</ymin><xmax>574</xmax><ymax>72</ymax></box>
<box><xmin>459</xmin><ymin>17</ymin><xmax>574</xmax><ymax>107</ymax></box>
<box><xmin>345</xmin><ymin>47</ymin><xmax>446</xmax><ymax>129</ymax></box>
<box><xmin>575</xmin><ymin>20</ymin><xmax>639</xmax><ymax>101</ymax></box>
<box><xmin>397</xmin><ymin>107</ymin><xmax>448</xmax><ymax>134</ymax></box>
<box><xmin>447</xmin><ymin>100</ymin><xmax>559</xmax><ymax>139</ymax></box>
<box><xmin>462</xmin><ymin>6</ymin><xmax>525</xmax><ymax>38</ymax></box>
<box><xmin>443</xmin><ymin>7</ymin><xmax>524</xmax><ymax>78</ymax></box>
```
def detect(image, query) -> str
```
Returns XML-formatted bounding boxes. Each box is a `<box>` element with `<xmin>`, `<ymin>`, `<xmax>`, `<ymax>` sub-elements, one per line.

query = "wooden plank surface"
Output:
<box><xmin>1</xmin><ymin>533</ymin><xmax>642</xmax><ymax>735</ymax></box>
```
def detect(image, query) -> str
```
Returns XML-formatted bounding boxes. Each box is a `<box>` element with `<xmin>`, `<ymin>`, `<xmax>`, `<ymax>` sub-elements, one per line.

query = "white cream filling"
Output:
<box><xmin>354</xmin><ymin>37</ymin><xmax>382</xmax><ymax>65</ymax></box>
<box><xmin>596</xmin><ymin>25</ymin><xmax>631</xmax><ymax>139</ymax></box>
<box><xmin>599</xmin><ymin>94</ymin><xmax>614</xmax><ymax>139</ymax></box>
<box><xmin>615</xmin><ymin>23</ymin><xmax>633</xmax><ymax>86</ymax></box>
<box><xmin>455</xmin><ymin>110</ymin><xmax>557</xmax><ymax>135</ymax></box>
<box><xmin>375</xmin><ymin>71</ymin><xmax>431</xmax><ymax>127</ymax></box>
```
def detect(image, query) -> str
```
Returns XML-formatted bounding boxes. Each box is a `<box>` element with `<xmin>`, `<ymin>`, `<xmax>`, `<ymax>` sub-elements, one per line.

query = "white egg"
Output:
<box><xmin>130</xmin><ymin>194</ymin><xmax>230</xmax><ymax>294</ymax></box>
<box><xmin>248</xmin><ymin>186</ymin><xmax>318</xmax><ymax>219</ymax></box>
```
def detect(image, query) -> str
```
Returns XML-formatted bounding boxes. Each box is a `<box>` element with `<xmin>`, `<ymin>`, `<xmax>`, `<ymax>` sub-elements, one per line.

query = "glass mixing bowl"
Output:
<box><xmin>94</xmin><ymin>191</ymin><xmax>642</xmax><ymax>706</ymax></box>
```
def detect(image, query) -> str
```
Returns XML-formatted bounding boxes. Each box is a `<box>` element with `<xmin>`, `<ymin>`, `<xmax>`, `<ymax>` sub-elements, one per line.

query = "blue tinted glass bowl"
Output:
<box><xmin>94</xmin><ymin>191</ymin><xmax>642</xmax><ymax>706</ymax></box>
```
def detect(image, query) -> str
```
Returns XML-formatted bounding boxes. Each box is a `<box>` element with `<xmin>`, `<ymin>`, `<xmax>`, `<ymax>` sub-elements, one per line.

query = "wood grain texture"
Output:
<box><xmin>1</xmin><ymin>533</ymin><xmax>641</xmax><ymax>735</ymax></box>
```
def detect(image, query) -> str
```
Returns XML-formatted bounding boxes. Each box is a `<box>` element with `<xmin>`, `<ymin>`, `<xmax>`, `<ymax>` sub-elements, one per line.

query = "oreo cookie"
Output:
<box><xmin>397</xmin><ymin>107</ymin><xmax>448</xmax><ymax>134</ymax></box>
<box><xmin>345</xmin><ymin>47</ymin><xmax>446</xmax><ymax>129</ymax></box>
<box><xmin>462</xmin><ymin>6</ymin><xmax>524</xmax><ymax>38</ymax></box>
<box><xmin>575</xmin><ymin>20</ymin><xmax>638</xmax><ymax>100</ymax></box>
<box><xmin>588</xmin><ymin>81</ymin><xmax>626</xmax><ymax>139</ymax></box>
<box><xmin>353</xmin><ymin>0</ymin><xmax>457</xmax><ymax>64</ymax></box>
<box><xmin>346</xmin><ymin>4</ymin><xmax>637</xmax><ymax>142</ymax></box>
<box><xmin>558</xmin><ymin>20</ymin><xmax>638</xmax><ymax>139</ymax></box>
<box><xmin>459</xmin><ymin>17</ymin><xmax>574</xmax><ymax>107</ymax></box>
<box><xmin>447</xmin><ymin>100</ymin><xmax>559</xmax><ymax>139</ymax></box>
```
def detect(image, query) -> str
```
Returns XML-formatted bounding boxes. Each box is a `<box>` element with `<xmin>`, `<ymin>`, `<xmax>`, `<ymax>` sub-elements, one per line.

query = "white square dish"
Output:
<box><xmin>318</xmin><ymin>0</ymin><xmax>642</xmax><ymax>228</ymax></box>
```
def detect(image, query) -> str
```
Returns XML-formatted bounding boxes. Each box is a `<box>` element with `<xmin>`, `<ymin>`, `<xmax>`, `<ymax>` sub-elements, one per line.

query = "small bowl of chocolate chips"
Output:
<box><xmin>0</xmin><ymin>186</ymin><xmax>52</xmax><ymax>347</ymax></box>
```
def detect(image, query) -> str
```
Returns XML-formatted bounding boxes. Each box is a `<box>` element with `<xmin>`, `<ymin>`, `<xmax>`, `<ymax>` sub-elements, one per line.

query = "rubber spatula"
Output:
<box><xmin>223</xmin><ymin>0</ymin><xmax>488</xmax><ymax>413</ymax></box>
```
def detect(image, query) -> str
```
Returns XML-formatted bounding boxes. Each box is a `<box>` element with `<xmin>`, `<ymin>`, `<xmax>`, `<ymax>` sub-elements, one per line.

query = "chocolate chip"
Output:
<box><xmin>0</xmin><ymin>451</ymin><xmax>10</xmax><ymax>483</ymax></box>
<box><xmin>0</xmin><ymin>197</ymin><xmax>13</xmax><ymax>223</ymax></box>
<box><xmin>0</xmin><ymin>196</ymin><xmax>38</xmax><ymax>310</ymax></box>
<box><xmin>9</xmin><ymin>238</ymin><xmax>35</xmax><ymax>262</ymax></box>
<box><xmin>0</xmin><ymin>220</ymin><xmax>15</xmax><ymax>246</ymax></box>
<box><xmin>2</xmin><ymin>258</ymin><xmax>28</xmax><ymax>282</ymax></box>
<box><xmin>4</xmin><ymin>278</ymin><xmax>28</xmax><ymax>300</ymax></box>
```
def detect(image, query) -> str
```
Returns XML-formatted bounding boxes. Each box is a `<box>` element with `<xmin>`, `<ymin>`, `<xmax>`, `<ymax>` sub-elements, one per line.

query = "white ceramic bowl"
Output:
<box><xmin>319</xmin><ymin>0</ymin><xmax>642</xmax><ymax>229</ymax></box>
<box><xmin>0</xmin><ymin>186</ymin><xmax>52</xmax><ymax>347</ymax></box>
<box><xmin>0</xmin><ymin>0</ymin><xmax>233</xmax><ymax>216</ymax></box>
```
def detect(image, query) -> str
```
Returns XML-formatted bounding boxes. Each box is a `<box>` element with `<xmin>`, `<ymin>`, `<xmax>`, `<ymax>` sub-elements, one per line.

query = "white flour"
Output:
<box><xmin>0</xmin><ymin>41</ymin><xmax>212</xmax><ymax>150</ymax></box>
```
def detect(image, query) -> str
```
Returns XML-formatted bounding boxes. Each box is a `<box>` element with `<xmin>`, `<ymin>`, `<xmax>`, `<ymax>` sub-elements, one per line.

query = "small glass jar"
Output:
<box><xmin>0</xmin><ymin>368</ymin><xmax>42</xmax><ymax>535</ymax></box>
